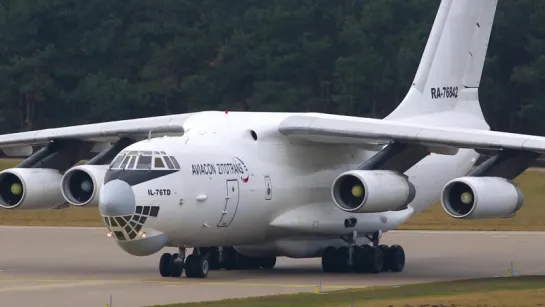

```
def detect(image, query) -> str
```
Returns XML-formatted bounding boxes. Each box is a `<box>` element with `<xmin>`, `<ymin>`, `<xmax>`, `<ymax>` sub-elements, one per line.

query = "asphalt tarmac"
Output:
<box><xmin>0</xmin><ymin>226</ymin><xmax>544</xmax><ymax>307</ymax></box>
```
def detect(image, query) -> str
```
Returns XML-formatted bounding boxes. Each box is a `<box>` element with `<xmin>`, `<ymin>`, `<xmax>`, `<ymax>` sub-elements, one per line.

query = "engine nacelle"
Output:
<box><xmin>441</xmin><ymin>176</ymin><xmax>524</xmax><ymax>219</ymax></box>
<box><xmin>61</xmin><ymin>165</ymin><xmax>108</xmax><ymax>207</ymax></box>
<box><xmin>0</xmin><ymin>168</ymin><xmax>65</xmax><ymax>210</ymax></box>
<box><xmin>331</xmin><ymin>170</ymin><xmax>416</xmax><ymax>213</ymax></box>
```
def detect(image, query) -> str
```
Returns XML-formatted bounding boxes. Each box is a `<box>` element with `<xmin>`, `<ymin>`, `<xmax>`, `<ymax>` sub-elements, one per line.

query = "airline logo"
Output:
<box><xmin>191</xmin><ymin>157</ymin><xmax>249</xmax><ymax>183</ymax></box>
<box><xmin>233</xmin><ymin>157</ymin><xmax>249</xmax><ymax>183</ymax></box>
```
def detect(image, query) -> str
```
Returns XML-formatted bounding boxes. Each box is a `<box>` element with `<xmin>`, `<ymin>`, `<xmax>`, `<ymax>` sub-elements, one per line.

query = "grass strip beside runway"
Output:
<box><xmin>0</xmin><ymin>157</ymin><xmax>544</xmax><ymax>230</ymax></box>
<box><xmin>149</xmin><ymin>276</ymin><xmax>545</xmax><ymax>307</ymax></box>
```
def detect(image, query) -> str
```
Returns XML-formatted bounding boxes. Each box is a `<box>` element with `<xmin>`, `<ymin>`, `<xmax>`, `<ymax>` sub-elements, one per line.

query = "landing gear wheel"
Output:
<box><xmin>159</xmin><ymin>253</ymin><xmax>172</xmax><ymax>277</ymax></box>
<box><xmin>261</xmin><ymin>257</ymin><xmax>276</xmax><ymax>269</ymax></box>
<box><xmin>335</xmin><ymin>247</ymin><xmax>350</xmax><ymax>273</ymax></box>
<box><xmin>378</xmin><ymin>245</ymin><xmax>390</xmax><ymax>272</ymax></box>
<box><xmin>185</xmin><ymin>254</ymin><xmax>210</xmax><ymax>278</ymax></box>
<box><xmin>201</xmin><ymin>247</ymin><xmax>221</xmax><ymax>270</ymax></box>
<box><xmin>170</xmin><ymin>253</ymin><xmax>183</xmax><ymax>277</ymax></box>
<box><xmin>385</xmin><ymin>244</ymin><xmax>405</xmax><ymax>272</ymax></box>
<box><xmin>367</xmin><ymin>246</ymin><xmax>385</xmax><ymax>273</ymax></box>
<box><xmin>321</xmin><ymin>246</ymin><xmax>337</xmax><ymax>273</ymax></box>
<box><xmin>353</xmin><ymin>245</ymin><xmax>367</xmax><ymax>273</ymax></box>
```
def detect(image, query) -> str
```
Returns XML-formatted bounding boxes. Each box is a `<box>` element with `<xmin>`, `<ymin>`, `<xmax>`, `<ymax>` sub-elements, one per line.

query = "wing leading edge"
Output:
<box><xmin>278</xmin><ymin>114</ymin><xmax>545</xmax><ymax>160</ymax></box>
<box><xmin>0</xmin><ymin>113</ymin><xmax>195</xmax><ymax>150</ymax></box>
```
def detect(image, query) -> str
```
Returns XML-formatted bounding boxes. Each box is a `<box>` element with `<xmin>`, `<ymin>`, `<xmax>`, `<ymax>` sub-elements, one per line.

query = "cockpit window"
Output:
<box><xmin>169</xmin><ymin>156</ymin><xmax>180</xmax><ymax>169</ymax></box>
<box><xmin>163</xmin><ymin>156</ymin><xmax>175</xmax><ymax>169</ymax></box>
<box><xmin>154</xmin><ymin>157</ymin><xmax>165</xmax><ymax>168</ymax></box>
<box><xmin>110</xmin><ymin>155</ymin><xmax>125</xmax><ymax>169</ymax></box>
<box><xmin>108</xmin><ymin>150</ymin><xmax>180</xmax><ymax>170</ymax></box>
<box><xmin>119</xmin><ymin>156</ymin><xmax>131</xmax><ymax>169</ymax></box>
<box><xmin>126</xmin><ymin>156</ymin><xmax>137</xmax><ymax>169</ymax></box>
<box><xmin>136</xmin><ymin>155</ymin><xmax>152</xmax><ymax>170</ymax></box>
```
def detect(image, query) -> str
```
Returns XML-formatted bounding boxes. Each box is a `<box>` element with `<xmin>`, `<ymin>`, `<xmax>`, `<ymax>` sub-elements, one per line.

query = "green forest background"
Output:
<box><xmin>0</xmin><ymin>0</ymin><xmax>543</xmax><ymax>136</ymax></box>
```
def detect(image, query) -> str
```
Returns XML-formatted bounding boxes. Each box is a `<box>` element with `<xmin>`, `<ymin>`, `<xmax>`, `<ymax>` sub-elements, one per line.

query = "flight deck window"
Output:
<box><xmin>154</xmin><ymin>157</ymin><xmax>165</xmax><ymax>168</ymax></box>
<box><xmin>119</xmin><ymin>156</ymin><xmax>131</xmax><ymax>169</ymax></box>
<box><xmin>110</xmin><ymin>155</ymin><xmax>125</xmax><ymax>169</ymax></box>
<box><xmin>169</xmin><ymin>156</ymin><xmax>180</xmax><ymax>169</ymax></box>
<box><xmin>126</xmin><ymin>156</ymin><xmax>136</xmax><ymax>169</ymax></box>
<box><xmin>136</xmin><ymin>155</ymin><xmax>152</xmax><ymax>169</ymax></box>
<box><xmin>163</xmin><ymin>156</ymin><xmax>174</xmax><ymax>169</ymax></box>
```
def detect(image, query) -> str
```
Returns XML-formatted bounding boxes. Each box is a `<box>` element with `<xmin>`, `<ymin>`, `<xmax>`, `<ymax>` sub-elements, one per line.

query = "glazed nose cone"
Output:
<box><xmin>99</xmin><ymin>179</ymin><xmax>135</xmax><ymax>216</ymax></box>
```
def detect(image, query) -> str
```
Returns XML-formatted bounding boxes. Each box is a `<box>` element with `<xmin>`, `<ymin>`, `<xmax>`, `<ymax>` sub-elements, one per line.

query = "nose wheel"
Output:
<box><xmin>159</xmin><ymin>248</ymin><xmax>210</xmax><ymax>278</ymax></box>
<box><xmin>159</xmin><ymin>246</ymin><xmax>277</xmax><ymax>278</ymax></box>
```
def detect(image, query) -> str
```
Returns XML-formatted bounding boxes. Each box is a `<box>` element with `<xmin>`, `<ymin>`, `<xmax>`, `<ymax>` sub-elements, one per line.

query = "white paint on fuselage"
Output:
<box><xmin>113</xmin><ymin>110</ymin><xmax>483</xmax><ymax>258</ymax></box>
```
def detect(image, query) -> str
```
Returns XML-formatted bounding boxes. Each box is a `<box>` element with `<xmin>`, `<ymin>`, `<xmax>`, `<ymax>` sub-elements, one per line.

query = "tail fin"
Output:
<box><xmin>386</xmin><ymin>0</ymin><xmax>498</xmax><ymax>121</ymax></box>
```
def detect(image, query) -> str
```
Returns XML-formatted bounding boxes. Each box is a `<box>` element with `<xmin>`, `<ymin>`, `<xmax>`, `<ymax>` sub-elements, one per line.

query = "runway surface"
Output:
<box><xmin>1</xmin><ymin>227</ymin><xmax>545</xmax><ymax>307</ymax></box>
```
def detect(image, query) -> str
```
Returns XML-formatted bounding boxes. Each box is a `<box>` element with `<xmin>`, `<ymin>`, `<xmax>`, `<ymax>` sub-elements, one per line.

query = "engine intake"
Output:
<box><xmin>0</xmin><ymin>168</ymin><xmax>65</xmax><ymax>210</ymax></box>
<box><xmin>441</xmin><ymin>176</ymin><xmax>524</xmax><ymax>219</ymax></box>
<box><xmin>331</xmin><ymin>170</ymin><xmax>415</xmax><ymax>213</ymax></box>
<box><xmin>61</xmin><ymin>165</ymin><xmax>108</xmax><ymax>207</ymax></box>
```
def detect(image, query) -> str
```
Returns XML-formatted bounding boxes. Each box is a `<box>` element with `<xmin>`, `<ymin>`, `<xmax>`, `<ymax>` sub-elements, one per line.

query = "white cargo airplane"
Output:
<box><xmin>0</xmin><ymin>0</ymin><xmax>532</xmax><ymax>278</ymax></box>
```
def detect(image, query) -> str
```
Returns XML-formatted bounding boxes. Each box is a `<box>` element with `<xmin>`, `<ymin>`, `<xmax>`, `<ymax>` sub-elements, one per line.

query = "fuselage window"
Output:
<box><xmin>136</xmin><ymin>155</ymin><xmax>152</xmax><ymax>170</ymax></box>
<box><xmin>154</xmin><ymin>157</ymin><xmax>165</xmax><ymax>168</ymax></box>
<box><xmin>163</xmin><ymin>156</ymin><xmax>175</xmax><ymax>169</ymax></box>
<box><xmin>169</xmin><ymin>156</ymin><xmax>180</xmax><ymax>169</ymax></box>
<box><xmin>126</xmin><ymin>156</ymin><xmax>136</xmax><ymax>169</ymax></box>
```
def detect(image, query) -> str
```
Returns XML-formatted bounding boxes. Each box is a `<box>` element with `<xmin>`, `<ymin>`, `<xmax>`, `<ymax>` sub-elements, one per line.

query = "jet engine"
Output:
<box><xmin>441</xmin><ymin>176</ymin><xmax>524</xmax><ymax>219</ymax></box>
<box><xmin>331</xmin><ymin>170</ymin><xmax>415</xmax><ymax>213</ymax></box>
<box><xmin>0</xmin><ymin>168</ymin><xmax>65</xmax><ymax>210</ymax></box>
<box><xmin>61</xmin><ymin>165</ymin><xmax>108</xmax><ymax>207</ymax></box>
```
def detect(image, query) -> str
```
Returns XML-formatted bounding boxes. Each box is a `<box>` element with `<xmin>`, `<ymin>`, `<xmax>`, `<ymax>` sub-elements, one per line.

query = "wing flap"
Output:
<box><xmin>279</xmin><ymin>114</ymin><xmax>545</xmax><ymax>157</ymax></box>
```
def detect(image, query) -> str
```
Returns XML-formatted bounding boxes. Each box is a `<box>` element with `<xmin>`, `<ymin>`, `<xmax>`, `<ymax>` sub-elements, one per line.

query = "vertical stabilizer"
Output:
<box><xmin>386</xmin><ymin>0</ymin><xmax>498</xmax><ymax>121</ymax></box>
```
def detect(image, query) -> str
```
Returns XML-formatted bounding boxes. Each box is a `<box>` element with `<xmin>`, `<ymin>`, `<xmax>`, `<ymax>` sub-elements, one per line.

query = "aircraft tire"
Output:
<box><xmin>385</xmin><ymin>244</ymin><xmax>405</xmax><ymax>272</ymax></box>
<box><xmin>353</xmin><ymin>245</ymin><xmax>367</xmax><ymax>273</ymax></box>
<box><xmin>170</xmin><ymin>253</ymin><xmax>183</xmax><ymax>277</ymax></box>
<box><xmin>366</xmin><ymin>246</ymin><xmax>385</xmax><ymax>273</ymax></box>
<box><xmin>159</xmin><ymin>253</ymin><xmax>172</xmax><ymax>277</ymax></box>
<box><xmin>185</xmin><ymin>254</ymin><xmax>209</xmax><ymax>278</ymax></box>
<box><xmin>205</xmin><ymin>247</ymin><xmax>221</xmax><ymax>270</ymax></box>
<box><xmin>378</xmin><ymin>245</ymin><xmax>390</xmax><ymax>272</ymax></box>
<box><xmin>335</xmin><ymin>246</ymin><xmax>350</xmax><ymax>273</ymax></box>
<box><xmin>321</xmin><ymin>246</ymin><xmax>337</xmax><ymax>272</ymax></box>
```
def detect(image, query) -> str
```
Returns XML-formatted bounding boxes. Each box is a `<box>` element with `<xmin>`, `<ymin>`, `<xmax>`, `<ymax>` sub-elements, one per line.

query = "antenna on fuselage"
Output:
<box><xmin>148</xmin><ymin>128</ymin><xmax>156</xmax><ymax>141</ymax></box>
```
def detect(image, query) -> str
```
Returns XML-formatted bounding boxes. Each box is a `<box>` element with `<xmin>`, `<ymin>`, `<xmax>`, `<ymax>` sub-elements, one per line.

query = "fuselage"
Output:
<box><xmin>98</xmin><ymin>110</ymin><xmax>486</xmax><ymax>257</ymax></box>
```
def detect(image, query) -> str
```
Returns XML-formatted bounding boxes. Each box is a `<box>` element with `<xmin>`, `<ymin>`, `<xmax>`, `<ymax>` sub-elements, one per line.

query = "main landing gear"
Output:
<box><xmin>321</xmin><ymin>231</ymin><xmax>405</xmax><ymax>273</ymax></box>
<box><xmin>158</xmin><ymin>246</ymin><xmax>277</xmax><ymax>278</ymax></box>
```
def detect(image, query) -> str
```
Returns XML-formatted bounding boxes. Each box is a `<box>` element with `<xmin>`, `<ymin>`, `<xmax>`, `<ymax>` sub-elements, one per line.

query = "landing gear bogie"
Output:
<box><xmin>321</xmin><ymin>243</ymin><xmax>405</xmax><ymax>274</ymax></box>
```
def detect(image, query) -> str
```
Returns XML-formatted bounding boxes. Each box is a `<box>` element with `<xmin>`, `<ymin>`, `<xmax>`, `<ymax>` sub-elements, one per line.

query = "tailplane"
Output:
<box><xmin>386</xmin><ymin>0</ymin><xmax>497</xmax><ymax>122</ymax></box>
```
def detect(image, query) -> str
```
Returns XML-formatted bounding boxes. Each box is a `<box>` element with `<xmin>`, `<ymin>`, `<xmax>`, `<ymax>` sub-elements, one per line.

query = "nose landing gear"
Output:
<box><xmin>159</xmin><ymin>247</ymin><xmax>210</xmax><ymax>278</ymax></box>
<box><xmin>158</xmin><ymin>246</ymin><xmax>277</xmax><ymax>278</ymax></box>
<box><xmin>321</xmin><ymin>231</ymin><xmax>405</xmax><ymax>274</ymax></box>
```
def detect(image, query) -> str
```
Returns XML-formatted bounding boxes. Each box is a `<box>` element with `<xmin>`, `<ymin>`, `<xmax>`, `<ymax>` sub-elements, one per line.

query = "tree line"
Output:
<box><xmin>0</xmin><ymin>0</ymin><xmax>543</xmax><ymax>136</ymax></box>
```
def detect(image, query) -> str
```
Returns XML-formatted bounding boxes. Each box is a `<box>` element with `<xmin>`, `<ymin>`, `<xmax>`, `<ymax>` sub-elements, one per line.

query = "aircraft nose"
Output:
<box><xmin>99</xmin><ymin>179</ymin><xmax>135</xmax><ymax>216</ymax></box>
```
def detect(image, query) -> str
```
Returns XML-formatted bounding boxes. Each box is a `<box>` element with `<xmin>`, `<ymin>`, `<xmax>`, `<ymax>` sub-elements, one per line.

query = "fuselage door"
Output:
<box><xmin>217</xmin><ymin>179</ymin><xmax>240</xmax><ymax>227</ymax></box>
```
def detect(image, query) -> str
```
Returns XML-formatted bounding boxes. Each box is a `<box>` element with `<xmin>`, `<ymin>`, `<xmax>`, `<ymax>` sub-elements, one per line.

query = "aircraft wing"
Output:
<box><xmin>278</xmin><ymin>114</ymin><xmax>545</xmax><ymax>159</ymax></box>
<box><xmin>0</xmin><ymin>113</ymin><xmax>193</xmax><ymax>155</ymax></box>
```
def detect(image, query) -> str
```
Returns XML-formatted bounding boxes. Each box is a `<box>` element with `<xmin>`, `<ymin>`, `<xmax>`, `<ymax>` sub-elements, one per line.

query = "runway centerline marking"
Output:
<box><xmin>0</xmin><ymin>278</ymin><xmax>366</xmax><ymax>290</ymax></box>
